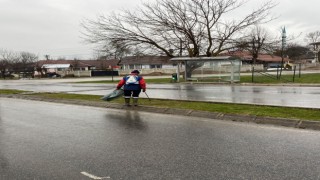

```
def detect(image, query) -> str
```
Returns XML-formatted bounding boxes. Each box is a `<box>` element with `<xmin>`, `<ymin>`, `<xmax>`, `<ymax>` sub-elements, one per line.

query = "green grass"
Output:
<box><xmin>31</xmin><ymin>93</ymin><xmax>102</xmax><ymax>101</ymax></box>
<box><xmin>240</xmin><ymin>73</ymin><xmax>320</xmax><ymax>84</ymax></box>
<box><xmin>24</xmin><ymin>92</ymin><xmax>320</xmax><ymax>121</ymax></box>
<box><xmin>0</xmin><ymin>89</ymin><xmax>29</xmax><ymax>94</ymax></box>
<box><xmin>293</xmin><ymin>73</ymin><xmax>320</xmax><ymax>83</ymax></box>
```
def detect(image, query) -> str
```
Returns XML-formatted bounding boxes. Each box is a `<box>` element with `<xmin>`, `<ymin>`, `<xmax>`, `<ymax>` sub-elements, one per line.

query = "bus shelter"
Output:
<box><xmin>170</xmin><ymin>56</ymin><xmax>241</xmax><ymax>83</ymax></box>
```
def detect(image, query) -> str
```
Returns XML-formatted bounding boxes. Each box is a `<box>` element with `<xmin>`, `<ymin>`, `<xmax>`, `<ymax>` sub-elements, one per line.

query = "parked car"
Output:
<box><xmin>267</xmin><ymin>67</ymin><xmax>284</xmax><ymax>71</ymax></box>
<box><xmin>47</xmin><ymin>72</ymin><xmax>61</xmax><ymax>78</ymax></box>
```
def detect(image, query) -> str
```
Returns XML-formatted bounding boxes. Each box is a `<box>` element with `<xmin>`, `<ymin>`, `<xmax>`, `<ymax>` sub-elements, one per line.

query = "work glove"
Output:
<box><xmin>143</xmin><ymin>89</ymin><xmax>146</xmax><ymax>92</ymax></box>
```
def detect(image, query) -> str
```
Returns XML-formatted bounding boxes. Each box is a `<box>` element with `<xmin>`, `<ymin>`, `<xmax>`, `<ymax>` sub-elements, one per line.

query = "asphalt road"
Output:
<box><xmin>1</xmin><ymin>98</ymin><xmax>320</xmax><ymax>179</ymax></box>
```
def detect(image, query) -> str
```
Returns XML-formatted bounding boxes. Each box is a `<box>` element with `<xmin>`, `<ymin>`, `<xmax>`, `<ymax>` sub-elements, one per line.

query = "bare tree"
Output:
<box><xmin>81</xmin><ymin>0</ymin><xmax>277</xmax><ymax>77</ymax></box>
<box><xmin>283</xmin><ymin>43</ymin><xmax>311</xmax><ymax>61</ymax></box>
<box><xmin>0</xmin><ymin>50</ymin><xmax>38</xmax><ymax>79</ymax></box>
<box><xmin>96</xmin><ymin>41</ymin><xmax>132</xmax><ymax>60</ymax></box>
<box><xmin>0</xmin><ymin>49</ymin><xmax>11</xmax><ymax>79</ymax></box>
<box><xmin>235</xmin><ymin>26</ymin><xmax>278</xmax><ymax>64</ymax></box>
<box><xmin>19</xmin><ymin>52</ymin><xmax>38</xmax><ymax>69</ymax></box>
<box><xmin>0</xmin><ymin>49</ymin><xmax>20</xmax><ymax>79</ymax></box>
<box><xmin>13</xmin><ymin>52</ymin><xmax>38</xmax><ymax>78</ymax></box>
<box><xmin>305</xmin><ymin>31</ymin><xmax>320</xmax><ymax>45</ymax></box>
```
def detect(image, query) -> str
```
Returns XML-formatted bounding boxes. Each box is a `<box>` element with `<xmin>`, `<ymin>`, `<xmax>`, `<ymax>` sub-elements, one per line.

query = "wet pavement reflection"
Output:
<box><xmin>1</xmin><ymin>98</ymin><xmax>320</xmax><ymax>179</ymax></box>
<box><xmin>0</xmin><ymin>106</ymin><xmax>9</xmax><ymax>176</ymax></box>
<box><xmin>105</xmin><ymin>110</ymin><xmax>148</xmax><ymax>131</ymax></box>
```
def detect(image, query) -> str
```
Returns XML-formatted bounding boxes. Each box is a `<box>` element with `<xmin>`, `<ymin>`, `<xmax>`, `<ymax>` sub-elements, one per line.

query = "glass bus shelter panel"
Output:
<box><xmin>189</xmin><ymin>60</ymin><xmax>241</xmax><ymax>82</ymax></box>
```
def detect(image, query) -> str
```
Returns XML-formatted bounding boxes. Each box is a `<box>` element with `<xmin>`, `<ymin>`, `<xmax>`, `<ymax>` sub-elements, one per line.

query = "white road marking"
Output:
<box><xmin>80</xmin><ymin>171</ymin><xmax>110</xmax><ymax>179</ymax></box>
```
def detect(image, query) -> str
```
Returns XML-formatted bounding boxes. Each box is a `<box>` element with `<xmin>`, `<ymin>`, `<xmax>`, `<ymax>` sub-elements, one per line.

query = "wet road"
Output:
<box><xmin>1</xmin><ymin>98</ymin><xmax>320</xmax><ymax>179</ymax></box>
<box><xmin>1</xmin><ymin>78</ymin><xmax>320</xmax><ymax>109</ymax></box>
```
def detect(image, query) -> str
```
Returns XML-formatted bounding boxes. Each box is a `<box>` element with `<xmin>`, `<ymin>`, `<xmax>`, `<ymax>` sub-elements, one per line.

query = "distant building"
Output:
<box><xmin>119</xmin><ymin>56</ymin><xmax>174</xmax><ymax>70</ymax></box>
<box><xmin>118</xmin><ymin>55</ymin><xmax>177</xmax><ymax>75</ymax></box>
<box><xmin>34</xmin><ymin>59</ymin><xmax>120</xmax><ymax>77</ymax></box>
<box><xmin>224</xmin><ymin>51</ymin><xmax>291</xmax><ymax>69</ymax></box>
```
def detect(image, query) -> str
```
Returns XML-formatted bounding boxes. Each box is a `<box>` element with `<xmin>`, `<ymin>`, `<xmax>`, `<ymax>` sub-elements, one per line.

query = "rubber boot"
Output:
<box><xmin>133</xmin><ymin>98</ymin><xmax>138</xmax><ymax>106</ymax></box>
<box><xmin>125</xmin><ymin>98</ymin><xmax>131</xmax><ymax>106</ymax></box>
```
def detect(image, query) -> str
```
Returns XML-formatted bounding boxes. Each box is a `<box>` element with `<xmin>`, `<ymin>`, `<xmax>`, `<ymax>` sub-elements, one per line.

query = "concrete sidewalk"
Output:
<box><xmin>2</xmin><ymin>94</ymin><xmax>320</xmax><ymax>131</ymax></box>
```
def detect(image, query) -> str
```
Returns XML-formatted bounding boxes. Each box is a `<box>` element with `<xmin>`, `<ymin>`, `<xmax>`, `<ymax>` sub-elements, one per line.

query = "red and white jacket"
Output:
<box><xmin>117</xmin><ymin>73</ymin><xmax>146</xmax><ymax>91</ymax></box>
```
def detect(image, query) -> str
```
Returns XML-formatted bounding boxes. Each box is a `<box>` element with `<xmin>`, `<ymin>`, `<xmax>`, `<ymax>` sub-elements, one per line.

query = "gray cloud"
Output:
<box><xmin>0</xmin><ymin>0</ymin><xmax>319</xmax><ymax>59</ymax></box>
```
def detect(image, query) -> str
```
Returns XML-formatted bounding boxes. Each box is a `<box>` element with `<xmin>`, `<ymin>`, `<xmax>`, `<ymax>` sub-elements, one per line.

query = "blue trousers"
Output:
<box><xmin>124</xmin><ymin>90</ymin><xmax>141</xmax><ymax>98</ymax></box>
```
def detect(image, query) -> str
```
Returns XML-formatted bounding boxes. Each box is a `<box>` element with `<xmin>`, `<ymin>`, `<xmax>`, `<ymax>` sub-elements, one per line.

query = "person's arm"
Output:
<box><xmin>116</xmin><ymin>78</ymin><xmax>126</xmax><ymax>89</ymax></box>
<box><xmin>139</xmin><ymin>77</ymin><xmax>146</xmax><ymax>92</ymax></box>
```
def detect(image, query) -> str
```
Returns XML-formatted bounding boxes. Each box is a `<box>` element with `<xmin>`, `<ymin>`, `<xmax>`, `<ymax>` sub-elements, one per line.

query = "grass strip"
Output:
<box><xmin>2</xmin><ymin>89</ymin><xmax>319</xmax><ymax>121</ymax></box>
<box><xmin>27</xmin><ymin>92</ymin><xmax>320</xmax><ymax>121</ymax></box>
<box><xmin>241</xmin><ymin>73</ymin><xmax>320</xmax><ymax>84</ymax></box>
<box><xmin>0</xmin><ymin>89</ymin><xmax>30</xmax><ymax>94</ymax></box>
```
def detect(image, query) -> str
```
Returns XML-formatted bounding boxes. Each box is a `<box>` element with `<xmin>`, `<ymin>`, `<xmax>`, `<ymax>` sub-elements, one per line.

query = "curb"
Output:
<box><xmin>1</xmin><ymin>94</ymin><xmax>320</xmax><ymax>131</ymax></box>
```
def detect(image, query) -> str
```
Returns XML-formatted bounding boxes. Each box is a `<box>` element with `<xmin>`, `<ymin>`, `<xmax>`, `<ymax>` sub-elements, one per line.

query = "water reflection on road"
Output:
<box><xmin>0</xmin><ymin>106</ymin><xmax>9</xmax><ymax>175</ymax></box>
<box><xmin>105</xmin><ymin>110</ymin><xmax>148</xmax><ymax>131</ymax></box>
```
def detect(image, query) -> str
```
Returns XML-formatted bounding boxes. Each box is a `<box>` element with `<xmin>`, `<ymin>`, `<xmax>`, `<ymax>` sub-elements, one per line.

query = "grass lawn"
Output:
<box><xmin>2</xmin><ymin>90</ymin><xmax>317</xmax><ymax>121</ymax></box>
<box><xmin>240</xmin><ymin>73</ymin><xmax>320</xmax><ymax>84</ymax></box>
<box><xmin>0</xmin><ymin>89</ymin><xmax>29</xmax><ymax>94</ymax></box>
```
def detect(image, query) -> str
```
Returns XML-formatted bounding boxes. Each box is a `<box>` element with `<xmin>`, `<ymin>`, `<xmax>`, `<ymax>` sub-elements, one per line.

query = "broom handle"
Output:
<box><xmin>144</xmin><ymin>92</ymin><xmax>151</xmax><ymax>101</ymax></box>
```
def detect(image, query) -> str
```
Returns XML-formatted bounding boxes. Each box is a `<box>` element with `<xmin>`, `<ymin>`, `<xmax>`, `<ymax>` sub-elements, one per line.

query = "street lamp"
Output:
<box><xmin>279</xmin><ymin>27</ymin><xmax>286</xmax><ymax>79</ymax></box>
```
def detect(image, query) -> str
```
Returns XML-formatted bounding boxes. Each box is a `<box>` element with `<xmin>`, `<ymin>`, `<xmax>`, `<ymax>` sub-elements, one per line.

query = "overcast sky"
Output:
<box><xmin>0</xmin><ymin>0</ymin><xmax>319</xmax><ymax>60</ymax></box>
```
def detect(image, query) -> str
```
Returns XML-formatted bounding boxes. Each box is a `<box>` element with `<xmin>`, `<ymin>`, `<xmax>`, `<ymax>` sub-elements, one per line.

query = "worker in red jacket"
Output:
<box><xmin>116</xmin><ymin>70</ymin><xmax>146</xmax><ymax>106</ymax></box>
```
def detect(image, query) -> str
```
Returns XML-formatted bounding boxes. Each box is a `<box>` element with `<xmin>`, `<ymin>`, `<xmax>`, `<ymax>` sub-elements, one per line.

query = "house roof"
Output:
<box><xmin>170</xmin><ymin>56</ymin><xmax>238</xmax><ymax>61</ymax></box>
<box><xmin>119</xmin><ymin>56</ymin><xmax>172</xmax><ymax>65</ymax></box>
<box><xmin>224</xmin><ymin>51</ymin><xmax>291</xmax><ymax>62</ymax></box>
<box><xmin>36</xmin><ymin>59</ymin><xmax>120</xmax><ymax>69</ymax></box>
<box><xmin>42</xmin><ymin>64</ymin><xmax>71</xmax><ymax>68</ymax></box>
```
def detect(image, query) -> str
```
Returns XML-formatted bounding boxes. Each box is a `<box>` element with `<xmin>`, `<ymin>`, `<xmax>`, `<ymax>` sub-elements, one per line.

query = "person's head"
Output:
<box><xmin>131</xmin><ymin>70</ymin><xmax>140</xmax><ymax>75</ymax></box>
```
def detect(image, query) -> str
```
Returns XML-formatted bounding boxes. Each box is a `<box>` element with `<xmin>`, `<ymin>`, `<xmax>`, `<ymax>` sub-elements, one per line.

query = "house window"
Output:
<box><xmin>128</xmin><ymin>64</ymin><xmax>142</xmax><ymax>69</ymax></box>
<box><xmin>150</xmin><ymin>64</ymin><xmax>162</xmax><ymax>69</ymax></box>
<box><xmin>135</xmin><ymin>64</ymin><xmax>142</xmax><ymax>69</ymax></box>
